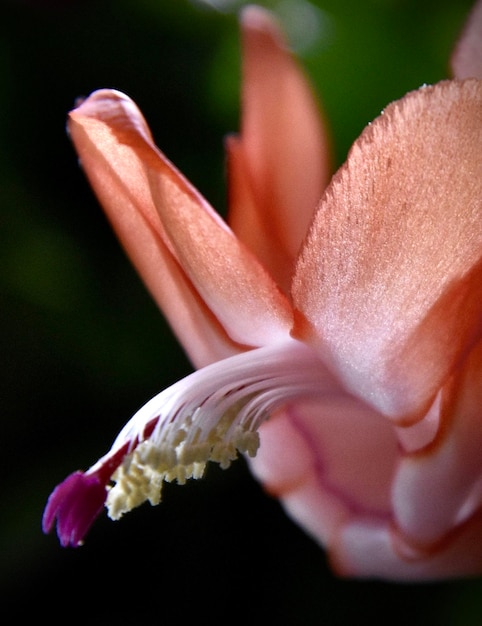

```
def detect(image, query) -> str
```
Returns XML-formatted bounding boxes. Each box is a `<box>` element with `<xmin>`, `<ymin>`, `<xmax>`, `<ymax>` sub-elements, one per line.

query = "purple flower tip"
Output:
<box><xmin>42</xmin><ymin>471</ymin><xmax>107</xmax><ymax>547</ymax></box>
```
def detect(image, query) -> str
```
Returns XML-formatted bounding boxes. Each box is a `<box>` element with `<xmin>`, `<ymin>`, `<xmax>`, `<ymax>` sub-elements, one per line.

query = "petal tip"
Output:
<box><xmin>240</xmin><ymin>4</ymin><xmax>282</xmax><ymax>42</ymax></box>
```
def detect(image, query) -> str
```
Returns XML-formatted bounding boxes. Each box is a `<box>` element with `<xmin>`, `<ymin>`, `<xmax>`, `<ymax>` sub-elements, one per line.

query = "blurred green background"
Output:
<box><xmin>1</xmin><ymin>0</ymin><xmax>481</xmax><ymax>623</ymax></box>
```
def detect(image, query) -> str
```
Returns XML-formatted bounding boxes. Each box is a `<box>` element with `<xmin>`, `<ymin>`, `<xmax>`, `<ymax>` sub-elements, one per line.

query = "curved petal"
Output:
<box><xmin>392</xmin><ymin>339</ymin><xmax>482</xmax><ymax>548</ymax></box>
<box><xmin>451</xmin><ymin>0</ymin><xmax>482</xmax><ymax>79</ymax></box>
<box><xmin>226</xmin><ymin>135</ymin><xmax>294</xmax><ymax>296</ymax></box>
<box><xmin>68</xmin><ymin>90</ymin><xmax>293</xmax><ymax>367</ymax></box>
<box><xmin>292</xmin><ymin>80</ymin><xmax>482</xmax><ymax>422</ymax></box>
<box><xmin>331</xmin><ymin>512</ymin><xmax>482</xmax><ymax>581</ymax></box>
<box><xmin>251</xmin><ymin>396</ymin><xmax>398</xmax><ymax>546</ymax></box>
<box><xmin>227</xmin><ymin>6</ymin><xmax>331</xmax><ymax>291</ymax></box>
<box><xmin>251</xmin><ymin>406</ymin><xmax>348</xmax><ymax>547</ymax></box>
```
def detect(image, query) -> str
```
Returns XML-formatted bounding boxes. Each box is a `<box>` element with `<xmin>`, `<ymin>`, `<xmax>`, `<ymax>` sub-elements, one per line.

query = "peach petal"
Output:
<box><xmin>251</xmin><ymin>410</ymin><xmax>349</xmax><ymax>546</ymax></box>
<box><xmin>68</xmin><ymin>90</ymin><xmax>293</xmax><ymax>365</ymax></box>
<box><xmin>452</xmin><ymin>0</ymin><xmax>482</xmax><ymax>79</ymax></box>
<box><xmin>251</xmin><ymin>397</ymin><xmax>398</xmax><ymax>546</ymax></box>
<box><xmin>250</xmin><ymin>408</ymin><xmax>315</xmax><ymax>495</ymax></box>
<box><xmin>68</xmin><ymin>94</ymin><xmax>242</xmax><ymax>367</ymax></box>
<box><xmin>226</xmin><ymin>136</ymin><xmax>294</xmax><ymax>295</ymax></box>
<box><xmin>331</xmin><ymin>512</ymin><xmax>482</xmax><ymax>581</ymax></box>
<box><xmin>228</xmin><ymin>6</ymin><xmax>330</xmax><ymax>290</ymax></box>
<box><xmin>281</xmin><ymin>472</ymin><xmax>350</xmax><ymax>549</ymax></box>
<box><xmin>292</xmin><ymin>80</ymin><xmax>482</xmax><ymax>421</ymax></box>
<box><xmin>395</xmin><ymin>391</ymin><xmax>441</xmax><ymax>453</ymax></box>
<box><xmin>392</xmin><ymin>340</ymin><xmax>482</xmax><ymax>547</ymax></box>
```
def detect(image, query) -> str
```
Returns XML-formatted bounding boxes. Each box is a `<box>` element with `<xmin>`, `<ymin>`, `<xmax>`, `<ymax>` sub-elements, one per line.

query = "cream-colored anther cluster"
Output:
<box><xmin>105</xmin><ymin>419</ymin><xmax>260</xmax><ymax>521</ymax></box>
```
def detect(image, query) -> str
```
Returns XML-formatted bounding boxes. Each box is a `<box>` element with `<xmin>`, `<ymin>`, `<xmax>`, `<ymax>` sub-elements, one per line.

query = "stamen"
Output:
<box><xmin>44</xmin><ymin>340</ymin><xmax>332</xmax><ymax>545</ymax></box>
<box><xmin>101</xmin><ymin>340</ymin><xmax>328</xmax><ymax>521</ymax></box>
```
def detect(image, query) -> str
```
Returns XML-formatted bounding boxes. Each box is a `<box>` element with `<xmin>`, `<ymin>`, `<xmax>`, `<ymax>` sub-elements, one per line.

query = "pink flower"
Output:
<box><xmin>43</xmin><ymin>3</ymin><xmax>482</xmax><ymax>580</ymax></box>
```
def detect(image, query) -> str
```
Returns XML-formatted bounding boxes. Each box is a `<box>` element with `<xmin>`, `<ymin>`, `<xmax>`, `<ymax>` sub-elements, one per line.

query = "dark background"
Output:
<box><xmin>1</xmin><ymin>0</ymin><xmax>481</xmax><ymax>623</ymax></box>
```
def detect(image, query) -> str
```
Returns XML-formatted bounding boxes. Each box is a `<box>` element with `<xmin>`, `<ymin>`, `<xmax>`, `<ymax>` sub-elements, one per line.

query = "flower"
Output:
<box><xmin>43</xmin><ymin>3</ymin><xmax>482</xmax><ymax>580</ymax></box>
